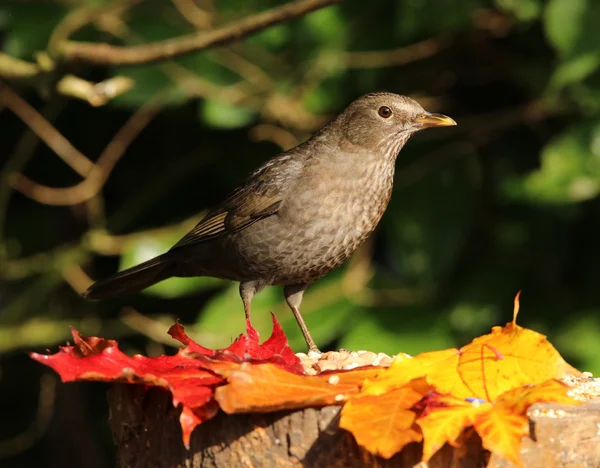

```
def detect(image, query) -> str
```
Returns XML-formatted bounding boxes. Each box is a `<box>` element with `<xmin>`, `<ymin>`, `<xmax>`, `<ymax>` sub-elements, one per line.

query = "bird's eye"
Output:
<box><xmin>378</xmin><ymin>106</ymin><xmax>392</xmax><ymax>119</ymax></box>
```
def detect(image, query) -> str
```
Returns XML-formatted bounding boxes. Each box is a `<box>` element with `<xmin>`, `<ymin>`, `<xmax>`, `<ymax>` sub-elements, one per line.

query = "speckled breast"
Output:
<box><xmin>226</xmin><ymin>157</ymin><xmax>396</xmax><ymax>285</ymax></box>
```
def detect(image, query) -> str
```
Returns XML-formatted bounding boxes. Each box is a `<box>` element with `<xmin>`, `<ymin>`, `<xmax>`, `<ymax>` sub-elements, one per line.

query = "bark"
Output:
<box><xmin>108</xmin><ymin>384</ymin><xmax>600</xmax><ymax>468</ymax></box>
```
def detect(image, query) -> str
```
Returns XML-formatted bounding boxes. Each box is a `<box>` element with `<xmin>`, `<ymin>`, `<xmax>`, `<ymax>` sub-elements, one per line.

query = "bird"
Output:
<box><xmin>84</xmin><ymin>92</ymin><xmax>456</xmax><ymax>352</ymax></box>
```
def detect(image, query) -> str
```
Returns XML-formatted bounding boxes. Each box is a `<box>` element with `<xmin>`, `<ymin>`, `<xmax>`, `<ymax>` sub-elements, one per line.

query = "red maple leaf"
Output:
<box><xmin>31</xmin><ymin>313</ymin><xmax>301</xmax><ymax>446</ymax></box>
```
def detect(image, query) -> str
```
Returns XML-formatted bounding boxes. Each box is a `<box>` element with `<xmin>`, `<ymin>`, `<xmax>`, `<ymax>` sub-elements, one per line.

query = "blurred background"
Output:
<box><xmin>1</xmin><ymin>0</ymin><xmax>600</xmax><ymax>466</ymax></box>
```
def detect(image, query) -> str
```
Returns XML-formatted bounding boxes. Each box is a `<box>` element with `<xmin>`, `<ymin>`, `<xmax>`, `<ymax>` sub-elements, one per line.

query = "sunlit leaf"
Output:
<box><xmin>475</xmin><ymin>407</ymin><xmax>528</xmax><ymax>467</ymax></box>
<box><xmin>31</xmin><ymin>315</ymin><xmax>303</xmax><ymax>447</ymax></box>
<box><xmin>201</xmin><ymin>99</ymin><xmax>256</xmax><ymax>129</ymax></box>
<box><xmin>215</xmin><ymin>364</ymin><xmax>380</xmax><ymax>413</ymax></box>
<box><xmin>417</xmin><ymin>395</ymin><xmax>490</xmax><ymax>461</ymax></box>
<box><xmin>340</xmin><ymin>378</ymin><xmax>430</xmax><ymax>459</ymax></box>
<box><xmin>545</xmin><ymin>0</ymin><xmax>600</xmax><ymax>56</ymax></box>
<box><xmin>504</xmin><ymin>120</ymin><xmax>600</xmax><ymax>204</ymax></box>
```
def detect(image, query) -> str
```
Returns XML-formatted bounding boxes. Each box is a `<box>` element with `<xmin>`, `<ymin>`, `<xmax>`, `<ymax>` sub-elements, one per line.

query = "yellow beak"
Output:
<box><xmin>414</xmin><ymin>112</ymin><xmax>457</xmax><ymax>128</ymax></box>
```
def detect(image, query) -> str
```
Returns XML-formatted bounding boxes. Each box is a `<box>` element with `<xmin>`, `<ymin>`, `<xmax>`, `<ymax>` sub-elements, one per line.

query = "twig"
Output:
<box><xmin>56</xmin><ymin>75</ymin><xmax>135</xmax><ymax>107</ymax></box>
<box><xmin>0</xmin><ymin>98</ymin><xmax>66</xmax><ymax>249</ymax></box>
<box><xmin>171</xmin><ymin>0</ymin><xmax>213</xmax><ymax>29</ymax></box>
<box><xmin>343</xmin><ymin>37</ymin><xmax>450</xmax><ymax>69</ymax></box>
<box><xmin>1</xmin><ymin>244</ymin><xmax>86</xmax><ymax>280</ymax></box>
<box><xmin>249</xmin><ymin>123</ymin><xmax>301</xmax><ymax>150</ymax></box>
<box><xmin>0</xmin><ymin>53</ymin><xmax>41</xmax><ymax>80</ymax></box>
<box><xmin>48</xmin><ymin>0</ymin><xmax>143</xmax><ymax>53</ymax></box>
<box><xmin>62</xmin><ymin>262</ymin><xmax>94</xmax><ymax>294</ymax></box>
<box><xmin>56</xmin><ymin>0</ymin><xmax>343</xmax><ymax>66</ymax></box>
<box><xmin>9</xmin><ymin>92</ymin><xmax>165</xmax><ymax>206</ymax></box>
<box><xmin>84</xmin><ymin>213</ymin><xmax>201</xmax><ymax>256</ymax></box>
<box><xmin>0</xmin><ymin>84</ymin><xmax>94</xmax><ymax>176</ymax></box>
<box><xmin>213</xmin><ymin>48</ymin><xmax>273</xmax><ymax>91</ymax></box>
<box><xmin>120</xmin><ymin>307</ymin><xmax>184</xmax><ymax>348</ymax></box>
<box><xmin>92</xmin><ymin>13</ymin><xmax>254</xmax><ymax>106</ymax></box>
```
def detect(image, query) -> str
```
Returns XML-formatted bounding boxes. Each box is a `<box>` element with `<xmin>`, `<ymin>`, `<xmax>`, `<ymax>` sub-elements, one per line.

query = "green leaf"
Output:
<box><xmin>1</xmin><ymin>3</ymin><xmax>67</xmax><ymax>59</ymax></box>
<box><xmin>495</xmin><ymin>0</ymin><xmax>541</xmax><ymax>21</ymax></box>
<box><xmin>249</xmin><ymin>24</ymin><xmax>291</xmax><ymax>49</ymax></box>
<box><xmin>550</xmin><ymin>53</ymin><xmax>600</xmax><ymax>90</ymax></box>
<box><xmin>201</xmin><ymin>99</ymin><xmax>256</xmax><ymax>129</ymax></box>
<box><xmin>503</xmin><ymin>119</ymin><xmax>600</xmax><ymax>203</ymax></box>
<box><xmin>545</xmin><ymin>0</ymin><xmax>600</xmax><ymax>56</ymax></box>
<box><xmin>302</xmin><ymin>6</ymin><xmax>347</xmax><ymax>48</ymax></box>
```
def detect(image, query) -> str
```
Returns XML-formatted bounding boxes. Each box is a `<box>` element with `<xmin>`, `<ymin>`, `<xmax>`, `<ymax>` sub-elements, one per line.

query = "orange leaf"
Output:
<box><xmin>473</xmin><ymin>406</ymin><xmax>528</xmax><ymax>467</ymax></box>
<box><xmin>214</xmin><ymin>363</ymin><xmax>380</xmax><ymax>413</ymax></box>
<box><xmin>495</xmin><ymin>379</ymin><xmax>582</xmax><ymax>415</ymax></box>
<box><xmin>340</xmin><ymin>378</ymin><xmax>431</xmax><ymax>459</ymax></box>
<box><xmin>417</xmin><ymin>395</ymin><xmax>490</xmax><ymax>461</ymax></box>
<box><xmin>458</xmin><ymin>309</ymin><xmax>580</xmax><ymax>401</ymax></box>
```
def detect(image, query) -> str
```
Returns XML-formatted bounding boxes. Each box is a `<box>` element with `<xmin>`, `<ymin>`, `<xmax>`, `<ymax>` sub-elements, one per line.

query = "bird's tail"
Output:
<box><xmin>83</xmin><ymin>254</ymin><xmax>174</xmax><ymax>300</ymax></box>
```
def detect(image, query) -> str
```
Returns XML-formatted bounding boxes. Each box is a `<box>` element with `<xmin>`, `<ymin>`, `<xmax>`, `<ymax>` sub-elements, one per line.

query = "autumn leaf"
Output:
<box><xmin>474</xmin><ymin>406</ymin><xmax>528</xmax><ymax>467</ymax></box>
<box><xmin>416</xmin><ymin>393</ymin><xmax>527</xmax><ymax>466</ymax></box>
<box><xmin>31</xmin><ymin>292</ymin><xmax>584</xmax><ymax>464</ymax></box>
<box><xmin>339</xmin><ymin>378</ymin><xmax>431</xmax><ymax>459</ymax></box>
<box><xmin>171</xmin><ymin>313</ymin><xmax>304</xmax><ymax>373</ymax></box>
<box><xmin>495</xmin><ymin>379</ymin><xmax>581</xmax><ymax>415</ymax></box>
<box><xmin>458</xmin><ymin>294</ymin><xmax>581</xmax><ymax>401</ymax></box>
<box><xmin>362</xmin><ymin>348</ymin><xmax>468</xmax><ymax>397</ymax></box>
<box><xmin>416</xmin><ymin>378</ymin><xmax>581</xmax><ymax>465</ymax></box>
<box><xmin>417</xmin><ymin>394</ymin><xmax>490</xmax><ymax>461</ymax></box>
<box><xmin>168</xmin><ymin>322</ymin><xmax>217</xmax><ymax>356</ymax></box>
<box><xmin>473</xmin><ymin>379</ymin><xmax>581</xmax><ymax>466</ymax></box>
<box><xmin>31</xmin><ymin>314</ymin><xmax>303</xmax><ymax>447</ymax></box>
<box><xmin>215</xmin><ymin>363</ymin><xmax>381</xmax><ymax>413</ymax></box>
<box><xmin>343</xmin><ymin>294</ymin><xmax>583</xmax><ymax>464</ymax></box>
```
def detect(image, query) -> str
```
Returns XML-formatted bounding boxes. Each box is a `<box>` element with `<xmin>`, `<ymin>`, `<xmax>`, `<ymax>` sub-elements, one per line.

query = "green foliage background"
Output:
<box><xmin>1</xmin><ymin>0</ymin><xmax>600</xmax><ymax>466</ymax></box>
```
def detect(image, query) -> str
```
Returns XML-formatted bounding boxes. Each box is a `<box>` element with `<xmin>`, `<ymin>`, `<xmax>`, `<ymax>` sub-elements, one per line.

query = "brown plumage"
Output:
<box><xmin>84</xmin><ymin>92</ymin><xmax>456</xmax><ymax>351</ymax></box>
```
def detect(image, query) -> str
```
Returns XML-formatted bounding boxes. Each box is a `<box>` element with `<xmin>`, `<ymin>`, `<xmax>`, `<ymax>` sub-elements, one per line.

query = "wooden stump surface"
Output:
<box><xmin>108</xmin><ymin>384</ymin><xmax>600</xmax><ymax>468</ymax></box>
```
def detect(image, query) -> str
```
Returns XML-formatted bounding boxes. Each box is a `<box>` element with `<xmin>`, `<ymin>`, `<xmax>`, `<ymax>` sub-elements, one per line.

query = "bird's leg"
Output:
<box><xmin>242</xmin><ymin>298</ymin><xmax>252</xmax><ymax>322</ymax></box>
<box><xmin>284</xmin><ymin>284</ymin><xmax>319</xmax><ymax>353</ymax></box>
<box><xmin>240</xmin><ymin>281</ymin><xmax>256</xmax><ymax>323</ymax></box>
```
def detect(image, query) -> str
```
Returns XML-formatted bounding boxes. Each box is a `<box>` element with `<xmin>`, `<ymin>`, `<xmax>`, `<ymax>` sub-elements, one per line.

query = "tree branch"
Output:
<box><xmin>0</xmin><ymin>84</ymin><xmax>94</xmax><ymax>176</ymax></box>
<box><xmin>8</xmin><ymin>92</ymin><xmax>165</xmax><ymax>206</ymax></box>
<box><xmin>344</xmin><ymin>37</ymin><xmax>450</xmax><ymax>69</ymax></box>
<box><xmin>0</xmin><ymin>53</ymin><xmax>42</xmax><ymax>80</ymax></box>
<box><xmin>56</xmin><ymin>0</ymin><xmax>343</xmax><ymax>66</ymax></box>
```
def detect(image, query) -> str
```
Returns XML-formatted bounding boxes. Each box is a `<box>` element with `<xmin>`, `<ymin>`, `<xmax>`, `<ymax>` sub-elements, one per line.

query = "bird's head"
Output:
<box><xmin>340</xmin><ymin>92</ymin><xmax>456</xmax><ymax>157</ymax></box>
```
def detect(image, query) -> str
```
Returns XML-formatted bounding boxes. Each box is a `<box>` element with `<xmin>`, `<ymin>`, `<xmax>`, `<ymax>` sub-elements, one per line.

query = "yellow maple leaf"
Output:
<box><xmin>474</xmin><ymin>406</ymin><xmax>528</xmax><ymax>467</ymax></box>
<box><xmin>495</xmin><ymin>379</ymin><xmax>582</xmax><ymax>415</ymax></box>
<box><xmin>458</xmin><ymin>293</ymin><xmax>581</xmax><ymax>401</ymax></box>
<box><xmin>417</xmin><ymin>395</ymin><xmax>490</xmax><ymax>461</ymax></box>
<box><xmin>363</xmin><ymin>348</ymin><xmax>468</xmax><ymax>397</ymax></box>
<box><xmin>340</xmin><ymin>378</ymin><xmax>430</xmax><ymax>458</ymax></box>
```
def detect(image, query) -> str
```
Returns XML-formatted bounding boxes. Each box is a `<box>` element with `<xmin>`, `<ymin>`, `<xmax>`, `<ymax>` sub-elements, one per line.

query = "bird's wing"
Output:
<box><xmin>170</xmin><ymin>191</ymin><xmax>282</xmax><ymax>249</ymax></box>
<box><xmin>169</xmin><ymin>149</ymin><xmax>304</xmax><ymax>250</ymax></box>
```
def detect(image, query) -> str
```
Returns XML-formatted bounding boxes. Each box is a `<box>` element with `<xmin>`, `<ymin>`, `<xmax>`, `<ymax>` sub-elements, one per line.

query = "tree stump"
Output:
<box><xmin>107</xmin><ymin>384</ymin><xmax>600</xmax><ymax>468</ymax></box>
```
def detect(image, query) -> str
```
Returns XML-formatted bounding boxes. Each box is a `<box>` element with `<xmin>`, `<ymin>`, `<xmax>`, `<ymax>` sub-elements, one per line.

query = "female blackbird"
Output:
<box><xmin>84</xmin><ymin>92</ymin><xmax>456</xmax><ymax>352</ymax></box>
